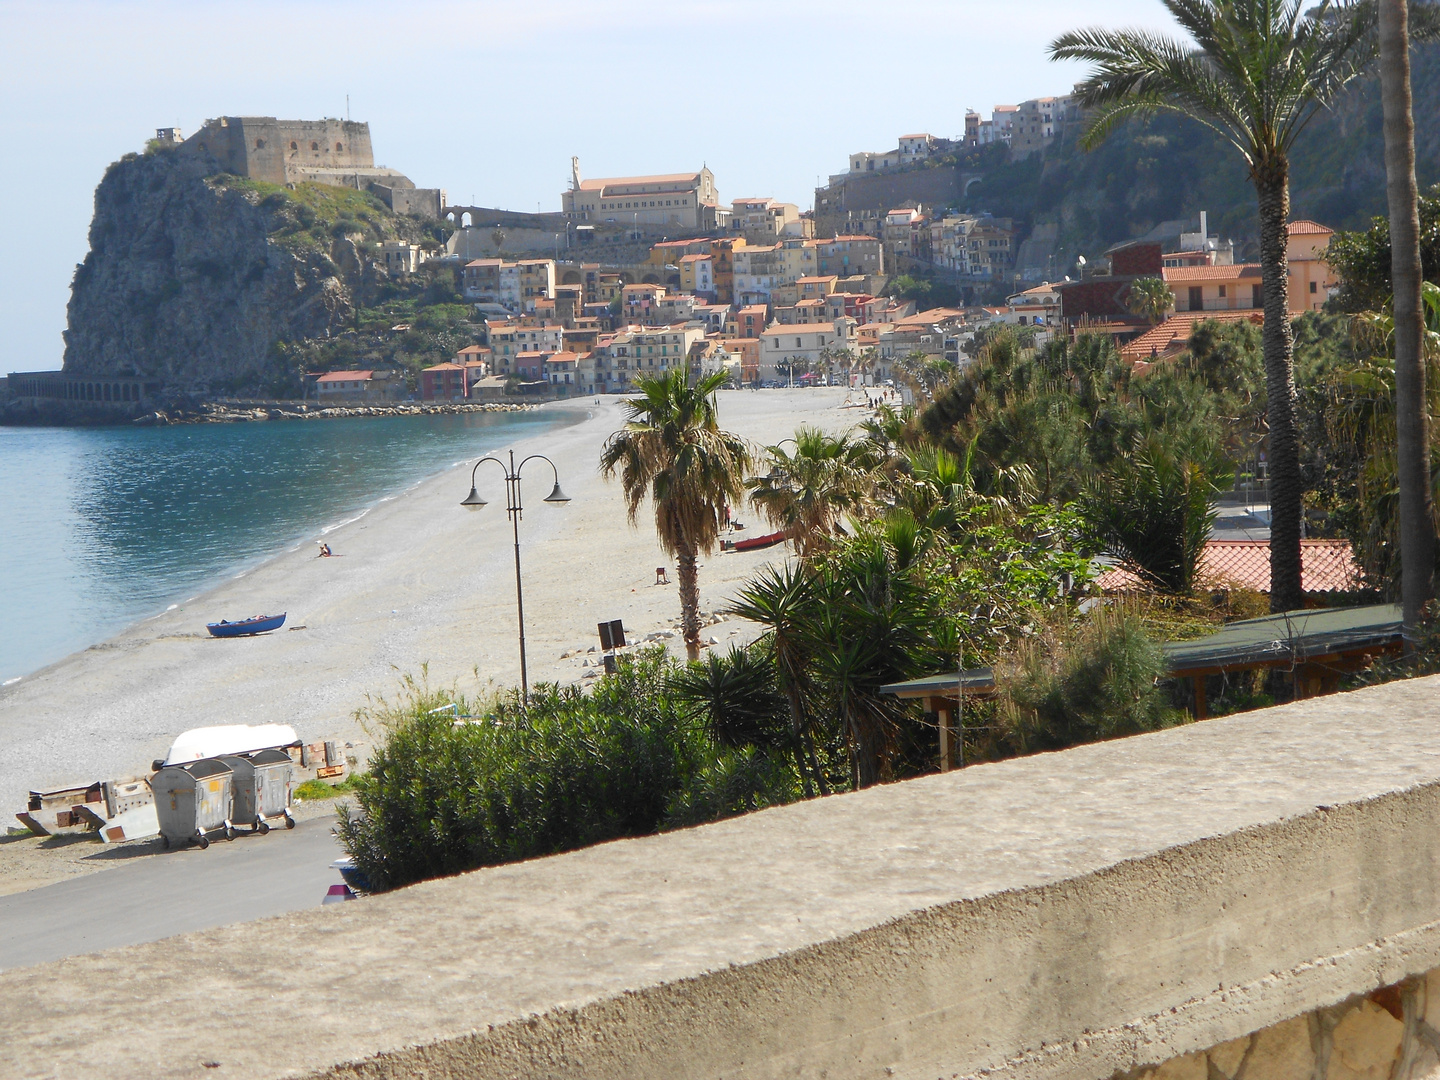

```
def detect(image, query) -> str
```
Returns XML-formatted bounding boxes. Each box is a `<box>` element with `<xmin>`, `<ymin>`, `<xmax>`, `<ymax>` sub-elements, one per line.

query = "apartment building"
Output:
<box><xmin>758</xmin><ymin>319</ymin><xmax>859</xmax><ymax>383</ymax></box>
<box><xmin>486</xmin><ymin>320</ymin><xmax>565</xmax><ymax>376</ymax></box>
<box><xmin>1163</xmin><ymin>265</ymin><xmax>1265</xmax><ymax>313</ymax></box>
<box><xmin>883</xmin><ymin>207</ymin><xmax>926</xmax><ymax>262</ymax></box>
<box><xmin>463</xmin><ymin>257</ymin><xmax>556</xmax><ymax>313</ymax></box>
<box><xmin>733</xmin><ymin>245</ymin><xmax>786</xmax><ymax>306</ymax></box>
<box><xmin>731</xmin><ymin>197</ymin><xmax>805</xmax><ymax>241</ymax></box>
<box><xmin>578</xmin><ymin>325</ymin><xmax>707</xmax><ymax>394</ymax></box>
<box><xmin>816</xmin><ymin>236</ymin><xmax>884</xmax><ymax>278</ymax></box>
<box><xmin>966</xmin><ymin>218</ymin><xmax>1016</xmax><ymax>279</ymax></box>
<box><xmin>379</xmin><ymin>241</ymin><xmax>423</xmax><ymax>274</ymax></box>
<box><xmin>679</xmin><ymin>253</ymin><xmax>715</xmax><ymax>298</ymax></box>
<box><xmin>1009</xmin><ymin>96</ymin><xmax>1075</xmax><ymax>159</ymax></box>
<box><xmin>1286</xmin><ymin>220</ymin><xmax>1339</xmax><ymax>313</ymax></box>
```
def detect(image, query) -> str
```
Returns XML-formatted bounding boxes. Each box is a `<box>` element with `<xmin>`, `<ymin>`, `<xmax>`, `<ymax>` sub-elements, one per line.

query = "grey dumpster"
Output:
<box><xmin>250</xmin><ymin>748</ymin><xmax>296</xmax><ymax>830</ymax></box>
<box><xmin>154</xmin><ymin>758</ymin><xmax>234</xmax><ymax>849</ymax></box>
<box><xmin>218</xmin><ymin>755</ymin><xmax>263</xmax><ymax>833</ymax></box>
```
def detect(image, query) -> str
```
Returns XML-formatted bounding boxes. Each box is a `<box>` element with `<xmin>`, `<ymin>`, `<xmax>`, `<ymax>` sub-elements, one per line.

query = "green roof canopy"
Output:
<box><xmin>1162</xmin><ymin>603</ymin><xmax>1402</xmax><ymax>677</ymax></box>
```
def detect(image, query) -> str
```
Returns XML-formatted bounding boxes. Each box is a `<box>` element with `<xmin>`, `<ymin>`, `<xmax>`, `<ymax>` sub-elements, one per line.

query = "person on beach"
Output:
<box><xmin>317</xmin><ymin>542</ymin><xmax>332</xmax><ymax>558</ymax></box>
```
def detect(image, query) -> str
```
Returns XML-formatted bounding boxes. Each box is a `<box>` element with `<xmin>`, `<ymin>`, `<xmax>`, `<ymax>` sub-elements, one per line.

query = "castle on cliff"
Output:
<box><xmin>155</xmin><ymin>117</ymin><xmax>444</xmax><ymax>218</ymax></box>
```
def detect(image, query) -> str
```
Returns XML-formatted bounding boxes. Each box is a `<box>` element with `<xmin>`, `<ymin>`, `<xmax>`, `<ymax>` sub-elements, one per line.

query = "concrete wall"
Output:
<box><xmin>184</xmin><ymin>118</ymin><xmax>376</xmax><ymax>185</ymax></box>
<box><xmin>7</xmin><ymin>677</ymin><xmax>1440</xmax><ymax>1078</ymax></box>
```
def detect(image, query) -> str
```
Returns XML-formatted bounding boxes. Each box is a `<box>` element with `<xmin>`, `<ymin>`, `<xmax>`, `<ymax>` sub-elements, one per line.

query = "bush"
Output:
<box><xmin>997</xmin><ymin>607</ymin><xmax>1184</xmax><ymax>752</ymax></box>
<box><xmin>337</xmin><ymin>651</ymin><xmax>803</xmax><ymax>891</ymax></box>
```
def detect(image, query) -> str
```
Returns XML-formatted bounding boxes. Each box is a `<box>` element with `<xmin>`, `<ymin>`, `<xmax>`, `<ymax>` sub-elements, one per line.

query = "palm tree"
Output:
<box><xmin>1127</xmin><ymin>276</ymin><xmax>1174</xmax><ymax>324</ymax></box>
<box><xmin>729</xmin><ymin>563</ymin><xmax>828</xmax><ymax>796</ymax></box>
<box><xmin>600</xmin><ymin>369</ymin><xmax>750</xmax><ymax>660</ymax></box>
<box><xmin>748</xmin><ymin>427</ymin><xmax>877</xmax><ymax>557</ymax></box>
<box><xmin>1379</xmin><ymin>0</ymin><xmax>1436</xmax><ymax>640</ymax></box>
<box><xmin>1051</xmin><ymin>0</ymin><xmax>1384</xmax><ymax>612</ymax></box>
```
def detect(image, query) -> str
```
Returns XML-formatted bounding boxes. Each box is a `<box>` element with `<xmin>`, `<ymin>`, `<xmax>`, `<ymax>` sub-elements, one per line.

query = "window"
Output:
<box><xmin>254</xmin><ymin>138</ymin><xmax>266</xmax><ymax>149</ymax></box>
<box><xmin>1310</xmin><ymin>280</ymin><xmax>1318</xmax><ymax>294</ymax></box>
<box><xmin>290</xmin><ymin>141</ymin><xmax>298</xmax><ymax>150</ymax></box>
<box><xmin>311</xmin><ymin>141</ymin><xmax>319</xmax><ymax>150</ymax></box>
<box><xmin>1218</xmin><ymin>285</ymin><xmax>1227</xmax><ymax>298</ymax></box>
<box><xmin>1189</xmin><ymin>286</ymin><xmax>1203</xmax><ymax>310</ymax></box>
<box><xmin>336</xmin><ymin>142</ymin><xmax>343</xmax><ymax>151</ymax></box>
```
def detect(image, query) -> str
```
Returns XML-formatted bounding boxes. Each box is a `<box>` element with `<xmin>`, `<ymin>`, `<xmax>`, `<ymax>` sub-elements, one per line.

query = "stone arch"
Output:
<box><xmin>311</xmin><ymin>141</ymin><xmax>319</xmax><ymax>151</ymax></box>
<box><xmin>666</xmin><ymin>274</ymin><xmax>681</xmax><ymax>288</ymax></box>
<box><xmin>964</xmin><ymin>175</ymin><xmax>984</xmax><ymax>195</ymax></box>
<box><xmin>561</xmin><ymin>270</ymin><xmax>582</xmax><ymax>285</ymax></box>
<box><xmin>461</xmin><ymin>212</ymin><xmax>473</xmax><ymax>228</ymax></box>
<box><xmin>336</xmin><ymin>142</ymin><xmax>343</xmax><ymax>152</ymax></box>
<box><xmin>620</xmin><ymin>272</ymin><xmax>634</xmax><ymax>285</ymax></box>
<box><xmin>642</xmin><ymin>273</ymin><xmax>660</xmax><ymax>285</ymax></box>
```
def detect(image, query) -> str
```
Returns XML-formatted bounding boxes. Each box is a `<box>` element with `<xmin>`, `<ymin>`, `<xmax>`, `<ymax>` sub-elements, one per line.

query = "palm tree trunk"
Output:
<box><xmin>1253</xmin><ymin>162</ymin><xmax>1305</xmax><ymax>612</ymax></box>
<box><xmin>1381</xmin><ymin>0</ymin><xmax>1437</xmax><ymax>641</ymax></box>
<box><xmin>676</xmin><ymin>541</ymin><xmax>702</xmax><ymax>661</ymax></box>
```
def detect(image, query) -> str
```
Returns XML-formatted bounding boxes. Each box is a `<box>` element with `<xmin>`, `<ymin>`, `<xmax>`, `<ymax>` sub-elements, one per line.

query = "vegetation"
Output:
<box><xmin>1052</xmin><ymin>0</ymin><xmax>1396</xmax><ymax>613</ymax></box>
<box><xmin>1127</xmin><ymin>277</ymin><xmax>1174</xmax><ymax>324</ymax></box>
<box><xmin>601</xmin><ymin>371</ymin><xmax>751</xmax><ymax>660</ymax></box>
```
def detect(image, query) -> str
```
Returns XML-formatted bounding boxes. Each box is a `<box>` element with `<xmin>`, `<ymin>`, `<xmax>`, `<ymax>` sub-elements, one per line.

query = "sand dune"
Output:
<box><xmin>0</xmin><ymin>388</ymin><xmax>861</xmax><ymax>809</ymax></box>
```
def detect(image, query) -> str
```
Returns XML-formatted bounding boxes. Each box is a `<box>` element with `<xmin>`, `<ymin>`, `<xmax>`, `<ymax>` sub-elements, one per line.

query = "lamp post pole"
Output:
<box><xmin>461</xmin><ymin>449</ymin><xmax>571</xmax><ymax>698</ymax></box>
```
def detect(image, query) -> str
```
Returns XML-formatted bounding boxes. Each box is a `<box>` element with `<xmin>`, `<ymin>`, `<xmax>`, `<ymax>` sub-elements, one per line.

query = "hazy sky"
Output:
<box><xmin>0</xmin><ymin>0</ymin><xmax>1177</xmax><ymax>371</ymax></box>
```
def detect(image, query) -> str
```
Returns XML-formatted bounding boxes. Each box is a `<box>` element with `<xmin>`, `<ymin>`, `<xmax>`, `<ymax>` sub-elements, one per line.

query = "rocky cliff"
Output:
<box><xmin>63</xmin><ymin>147</ymin><xmax>428</xmax><ymax>397</ymax></box>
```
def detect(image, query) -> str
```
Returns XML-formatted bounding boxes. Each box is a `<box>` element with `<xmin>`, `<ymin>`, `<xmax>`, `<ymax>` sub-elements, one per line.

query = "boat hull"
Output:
<box><xmin>206</xmin><ymin>613</ymin><xmax>286</xmax><ymax>638</ymax></box>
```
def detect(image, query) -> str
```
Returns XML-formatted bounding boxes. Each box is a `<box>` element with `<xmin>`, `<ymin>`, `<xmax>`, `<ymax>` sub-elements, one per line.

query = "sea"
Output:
<box><xmin>0</xmin><ymin>408</ymin><xmax>582</xmax><ymax>684</ymax></box>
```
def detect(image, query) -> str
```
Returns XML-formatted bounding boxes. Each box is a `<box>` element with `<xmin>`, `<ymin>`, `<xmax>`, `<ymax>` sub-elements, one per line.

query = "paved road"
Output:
<box><xmin>0</xmin><ymin>817</ymin><xmax>345</xmax><ymax>972</ymax></box>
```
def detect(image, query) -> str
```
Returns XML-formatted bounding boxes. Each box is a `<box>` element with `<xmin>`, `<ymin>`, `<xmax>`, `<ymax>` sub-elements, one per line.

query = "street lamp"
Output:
<box><xmin>461</xmin><ymin>449</ymin><xmax>571</xmax><ymax>697</ymax></box>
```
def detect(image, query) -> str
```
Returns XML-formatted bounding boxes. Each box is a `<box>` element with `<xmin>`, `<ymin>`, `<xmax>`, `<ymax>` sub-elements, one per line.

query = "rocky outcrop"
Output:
<box><xmin>62</xmin><ymin>149</ymin><xmax>358</xmax><ymax>396</ymax></box>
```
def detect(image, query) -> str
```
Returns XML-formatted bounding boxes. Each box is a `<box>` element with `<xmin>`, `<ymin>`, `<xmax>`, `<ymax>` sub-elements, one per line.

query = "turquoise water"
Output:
<box><xmin>0</xmin><ymin>409</ymin><xmax>581</xmax><ymax>683</ymax></box>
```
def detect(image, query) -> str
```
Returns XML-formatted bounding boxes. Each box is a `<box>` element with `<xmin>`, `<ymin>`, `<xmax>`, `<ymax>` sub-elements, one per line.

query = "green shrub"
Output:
<box><xmin>336</xmin><ymin>650</ymin><xmax>803</xmax><ymax>891</ymax></box>
<box><xmin>998</xmin><ymin>607</ymin><xmax>1184</xmax><ymax>751</ymax></box>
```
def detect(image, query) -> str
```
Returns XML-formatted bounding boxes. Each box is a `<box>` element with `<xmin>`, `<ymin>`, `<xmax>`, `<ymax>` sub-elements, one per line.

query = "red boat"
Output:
<box><xmin>733</xmin><ymin>530</ymin><xmax>788</xmax><ymax>553</ymax></box>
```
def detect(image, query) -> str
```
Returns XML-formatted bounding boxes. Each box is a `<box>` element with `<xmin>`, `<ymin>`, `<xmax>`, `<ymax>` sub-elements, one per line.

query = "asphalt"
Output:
<box><xmin>0</xmin><ymin>814</ymin><xmax>345</xmax><ymax>972</ymax></box>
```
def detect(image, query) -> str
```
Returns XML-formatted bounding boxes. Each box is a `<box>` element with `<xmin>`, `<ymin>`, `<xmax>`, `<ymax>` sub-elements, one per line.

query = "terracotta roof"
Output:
<box><xmin>456</xmin><ymin>345</ymin><xmax>490</xmax><ymax>355</ymax></box>
<box><xmin>678</xmin><ymin>253</ymin><xmax>710</xmax><ymax>262</ymax></box>
<box><xmin>1162</xmin><ymin>264</ymin><xmax>1263</xmax><ymax>282</ymax></box>
<box><xmin>316</xmin><ymin>370</ymin><xmax>374</xmax><ymax>382</ymax></box>
<box><xmin>1095</xmin><ymin>540</ymin><xmax>1361</xmax><ymax>594</ymax></box>
<box><xmin>1288</xmin><ymin>220</ymin><xmax>1334</xmax><ymax>236</ymax></box>
<box><xmin>578</xmin><ymin>172</ymin><xmax>700</xmax><ymax>191</ymax></box>
<box><xmin>1120</xmin><ymin>311</ymin><xmax>1263</xmax><ymax>361</ymax></box>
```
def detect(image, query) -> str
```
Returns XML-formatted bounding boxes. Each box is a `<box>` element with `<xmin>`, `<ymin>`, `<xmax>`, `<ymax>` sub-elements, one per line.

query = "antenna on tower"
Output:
<box><xmin>346</xmin><ymin>94</ymin><xmax>350</xmax><ymax>121</ymax></box>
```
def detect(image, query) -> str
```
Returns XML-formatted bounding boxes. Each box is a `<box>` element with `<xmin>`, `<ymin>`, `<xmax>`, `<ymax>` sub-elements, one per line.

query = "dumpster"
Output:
<box><xmin>153</xmin><ymin>758</ymin><xmax>234</xmax><ymax>849</ymax></box>
<box><xmin>250</xmin><ymin>748</ymin><xmax>296</xmax><ymax>831</ymax></box>
<box><xmin>218</xmin><ymin>755</ymin><xmax>263</xmax><ymax>834</ymax></box>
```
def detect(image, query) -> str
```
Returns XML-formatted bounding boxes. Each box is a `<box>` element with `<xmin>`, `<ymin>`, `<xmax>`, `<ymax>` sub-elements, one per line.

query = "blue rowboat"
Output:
<box><xmin>206</xmin><ymin>613</ymin><xmax>286</xmax><ymax>638</ymax></box>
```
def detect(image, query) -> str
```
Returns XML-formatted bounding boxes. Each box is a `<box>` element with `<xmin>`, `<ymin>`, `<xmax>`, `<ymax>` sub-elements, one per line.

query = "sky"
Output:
<box><xmin>0</xmin><ymin>0</ymin><xmax>1179</xmax><ymax>372</ymax></box>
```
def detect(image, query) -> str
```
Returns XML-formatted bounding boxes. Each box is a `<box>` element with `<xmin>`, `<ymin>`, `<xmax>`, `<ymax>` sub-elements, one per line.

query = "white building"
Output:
<box><xmin>758</xmin><ymin>320</ymin><xmax>858</xmax><ymax>383</ymax></box>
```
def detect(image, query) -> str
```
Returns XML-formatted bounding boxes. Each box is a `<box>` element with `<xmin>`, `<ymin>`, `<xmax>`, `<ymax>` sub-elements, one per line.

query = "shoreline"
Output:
<box><xmin>0</xmin><ymin>389</ymin><xmax>860</xmax><ymax>813</ymax></box>
<box><xmin>0</xmin><ymin>398</ymin><xmax>541</xmax><ymax>428</ymax></box>
<box><xmin>0</xmin><ymin>402</ymin><xmax>588</xmax><ymax>685</ymax></box>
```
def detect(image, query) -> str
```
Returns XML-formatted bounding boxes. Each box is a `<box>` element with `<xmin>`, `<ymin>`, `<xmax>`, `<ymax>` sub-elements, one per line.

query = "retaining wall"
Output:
<box><xmin>6</xmin><ymin>676</ymin><xmax>1440</xmax><ymax>1079</ymax></box>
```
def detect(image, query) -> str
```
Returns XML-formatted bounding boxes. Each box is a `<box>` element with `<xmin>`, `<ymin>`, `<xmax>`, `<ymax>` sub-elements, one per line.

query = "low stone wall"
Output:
<box><xmin>6</xmin><ymin>676</ymin><xmax>1440</xmax><ymax>1079</ymax></box>
<box><xmin>1140</xmin><ymin>972</ymin><xmax>1440</xmax><ymax>1079</ymax></box>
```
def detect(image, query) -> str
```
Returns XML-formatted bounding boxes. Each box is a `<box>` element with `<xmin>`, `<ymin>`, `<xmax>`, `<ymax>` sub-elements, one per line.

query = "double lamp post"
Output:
<box><xmin>461</xmin><ymin>450</ymin><xmax>570</xmax><ymax>697</ymax></box>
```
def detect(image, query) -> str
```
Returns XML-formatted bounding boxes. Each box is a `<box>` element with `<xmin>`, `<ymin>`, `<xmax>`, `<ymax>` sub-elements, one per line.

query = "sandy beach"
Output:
<box><xmin>0</xmin><ymin>388</ymin><xmax>858</xmax><ymax>813</ymax></box>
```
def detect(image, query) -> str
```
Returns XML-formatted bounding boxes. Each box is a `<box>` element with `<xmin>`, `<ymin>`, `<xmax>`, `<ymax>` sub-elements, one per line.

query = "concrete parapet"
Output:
<box><xmin>6</xmin><ymin>677</ymin><xmax>1440</xmax><ymax>1078</ymax></box>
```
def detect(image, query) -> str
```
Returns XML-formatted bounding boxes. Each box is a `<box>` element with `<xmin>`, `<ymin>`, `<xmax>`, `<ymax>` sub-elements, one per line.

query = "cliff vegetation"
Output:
<box><xmin>63</xmin><ymin>147</ymin><xmax>468</xmax><ymax>398</ymax></box>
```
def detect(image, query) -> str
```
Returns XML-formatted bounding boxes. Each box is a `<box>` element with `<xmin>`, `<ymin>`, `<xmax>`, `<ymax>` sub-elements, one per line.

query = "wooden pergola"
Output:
<box><xmin>1162</xmin><ymin>603</ymin><xmax>1404</xmax><ymax>719</ymax></box>
<box><xmin>879</xmin><ymin>669</ymin><xmax>996</xmax><ymax>772</ymax></box>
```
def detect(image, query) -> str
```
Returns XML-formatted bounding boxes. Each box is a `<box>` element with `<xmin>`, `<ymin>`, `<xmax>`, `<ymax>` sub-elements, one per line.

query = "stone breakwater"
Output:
<box><xmin>134</xmin><ymin>401</ymin><xmax>536</xmax><ymax>425</ymax></box>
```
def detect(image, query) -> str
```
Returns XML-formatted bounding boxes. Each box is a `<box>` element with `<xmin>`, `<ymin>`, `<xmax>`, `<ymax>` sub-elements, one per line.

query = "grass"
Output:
<box><xmin>294</xmin><ymin>774</ymin><xmax>364</xmax><ymax>802</ymax></box>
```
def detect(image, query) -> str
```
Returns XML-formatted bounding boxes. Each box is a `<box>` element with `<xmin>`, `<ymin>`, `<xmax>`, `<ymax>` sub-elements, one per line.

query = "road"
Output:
<box><xmin>0</xmin><ymin>816</ymin><xmax>345</xmax><ymax>972</ymax></box>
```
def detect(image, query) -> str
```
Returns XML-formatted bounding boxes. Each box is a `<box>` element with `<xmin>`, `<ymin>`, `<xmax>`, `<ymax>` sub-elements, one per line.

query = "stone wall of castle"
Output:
<box><xmin>183</xmin><ymin>117</ymin><xmax>375</xmax><ymax>185</ymax></box>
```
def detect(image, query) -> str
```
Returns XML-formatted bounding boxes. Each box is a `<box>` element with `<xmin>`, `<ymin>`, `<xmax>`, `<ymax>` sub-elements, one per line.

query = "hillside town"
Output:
<box><xmin>293</xmin><ymin>97</ymin><xmax>1342</xmax><ymax>407</ymax></box>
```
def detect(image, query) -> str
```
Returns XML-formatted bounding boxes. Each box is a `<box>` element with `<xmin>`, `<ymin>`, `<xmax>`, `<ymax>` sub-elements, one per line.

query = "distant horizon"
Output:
<box><xmin>0</xmin><ymin>0</ymin><xmax>1178</xmax><ymax>372</ymax></box>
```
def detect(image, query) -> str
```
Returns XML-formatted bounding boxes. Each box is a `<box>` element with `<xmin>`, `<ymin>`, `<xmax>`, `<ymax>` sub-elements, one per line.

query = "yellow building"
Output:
<box><xmin>1286</xmin><ymin>220</ymin><xmax>1338</xmax><ymax>313</ymax></box>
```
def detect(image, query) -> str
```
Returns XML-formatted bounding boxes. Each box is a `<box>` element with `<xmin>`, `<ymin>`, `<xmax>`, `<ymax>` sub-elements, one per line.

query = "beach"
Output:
<box><xmin>0</xmin><ymin>388</ymin><xmax>858</xmax><ymax>812</ymax></box>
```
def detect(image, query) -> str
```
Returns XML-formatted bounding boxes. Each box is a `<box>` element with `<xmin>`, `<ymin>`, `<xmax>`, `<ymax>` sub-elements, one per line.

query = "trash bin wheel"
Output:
<box><xmin>285</xmin><ymin>814</ymin><xmax>296</xmax><ymax>830</ymax></box>
<box><xmin>160</xmin><ymin>835</ymin><xmax>169</xmax><ymax>850</ymax></box>
<box><xmin>196</xmin><ymin>834</ymin><xmax>210</xmax><ymax>850</ymax></box>
<box><xmin>258</xmin><ymin>820</ymin><xmax>271</xmax><ymax>835</ymax></box>
<box><xmin>224</xmin><ymin>824</ymin><xmax>237</xmax><ymax>841</ymax></box>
